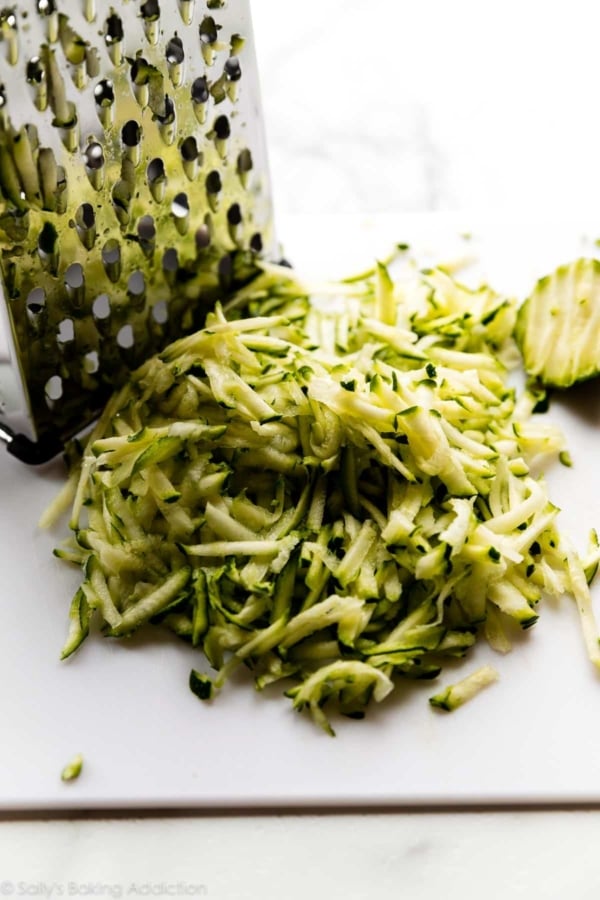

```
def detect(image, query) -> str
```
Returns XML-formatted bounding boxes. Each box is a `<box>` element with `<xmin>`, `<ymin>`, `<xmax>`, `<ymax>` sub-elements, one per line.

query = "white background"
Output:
<box><xmin>252</xmin><ymin>0</ymin><xmax>600</xmax><ymax>219</ymax></box>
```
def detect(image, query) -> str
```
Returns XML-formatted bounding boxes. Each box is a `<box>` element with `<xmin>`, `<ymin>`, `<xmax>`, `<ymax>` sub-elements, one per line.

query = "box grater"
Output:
<box><xmin>0</xmin><ymin>0</ymin><xmax>275</xmax><ymax>463</ymax></box>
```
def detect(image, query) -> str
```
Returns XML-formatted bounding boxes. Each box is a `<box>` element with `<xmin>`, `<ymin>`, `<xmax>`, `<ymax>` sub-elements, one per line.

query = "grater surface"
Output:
<box><xmin>0</xmin><ymin>0</ymin><xmax>274</xmax><ymax>454</ymax></box>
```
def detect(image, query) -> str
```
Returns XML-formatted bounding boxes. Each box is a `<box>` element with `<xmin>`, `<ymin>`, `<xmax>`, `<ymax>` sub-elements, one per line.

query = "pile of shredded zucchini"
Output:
<box><xmin>47</xmin><ymin>252</ymin><xmax>600</xmax><ymax>733</ymax></box>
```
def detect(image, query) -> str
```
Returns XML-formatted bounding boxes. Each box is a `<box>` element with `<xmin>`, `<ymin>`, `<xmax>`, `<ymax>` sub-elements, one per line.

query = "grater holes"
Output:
<box><xmin>56</xmin><ymin>318</ymin><xmax>74</xmax><ymax>345</ymax></box>
<box><xmin>26</xmin><ymin>57</ymin><xmax>45</xmax><ymax>84</ymax></box>
<box><xmin>162</xmin><ymin>247</ymin><xmax>178</xmax><ymax>285</ymax></box>
<box><xmin>137</xmin><ymin>214</ymin><xmax>156</xmax><ymax>259</ymax></box>
<box><xmin>38</xmin><ymin>222</ymin><xmax>57</xmax><ymax>253</ymax></box>
<box><xmin>158</xmin><ymin>96</ymin><xmax>175</xmax><ymax>122</ymax></box>
<box><xmin>128</xmin><ymin>56</ymin><xmax>163</xmax><ymax>111</ymax></box>
<box><xmin>217</xmin><ymin>52</ymin><xmax>242</xmax><ymax>102</ymax></box>
<box><xmin>140</xmin><ymin>0</ymin><xmax>161</xmax><ymax>45</ymax></box>
<box><xmin>122</xmin><ymin>120</ymin><xmax>142</xmax><ymax>148</ymax></box>
<box><xmin>83</xmin><ymin>141</ymin><xmax>103</xmax><ymax>169</ymax></box>
<box><xmin>154</xmin><ymin>95</ymin><xmax>176</xmax><ymax>145</ymax></box>
<box><xmin>237</xmin><ymin>148</ymin><xmax>253</xmax><ymax>188</ymax></box>
<box><xmin>83</xmin><ymin>140</ymin><xmax>104</xmax><ymax>189</ymax></box>
<box><xmin>76</xmin><ymin>203</ymin><xmax>94</xmax><ymax>228</ymax></box>
<box><xmin>191</xmin><ymin>75</ymin><xmax>209</xmax><ymax>123</ymax></box>
<box><xmin>206</xmin><ymin>170</ymin><xmax>221</xmax><ymax>192</ymax></box>
<box><xmin>250</xmin><ymin>233</ymin><xmax>263</xmax><ymax>254</ymax></box>
<box><xmin>199</xmin><ymin>16</ymin><xmax>220</xmax><ymax>44</ymax></box>
<box><xmin>127</xmin><ymin>270</ymin><xmax>146</xmax><ymax>310</ymax></box>
<box><xmin>227</xmin><ymin>202</ymin><xmax>242</xmax><ymax>244</ymax></box>
<box><xmin>166</xmin><ymin>42</ymin><xmax>184</xmax><ymax>87</ymax></box>
<box><xmin>166</xmin><ymin>34</ymin><xmax>184</xmax><ymax>86</ymax></box>
<box><xmin>212</xmin><ymin>115</ymin><xmax>230</xmax><ymax>158</ymax></box>
<box><xmin>122</xmin><ymin>120</ymin><xmax>142</xmax><ymax>165</ymax></box>
<box><xmin>104</xmin><ymin>12</ymin><xmax>124</xmax><ymax>65</ymax></box>
<box><xmin>94</xmin><ymin>78</ymin><xmax>114</xmax><ymax>105</ymax></box>
<box><xmin>166</xmin><ymin>36</ymin><xmax>184</xmax><ymax>66</ymax></box>
<box><xmin>37</xmin><ymin>0</ymin><xmax>57</xmax><ymax>13</ymax></box>
<box><xmin>65</xmin><ymin>262</ymin><xmax>85</xmax><ymax>307</ymax></box>
<box><xmin>38</xmin><ymin>221</ymin><xmax>59</xmax><ymax>273</ymax></box>
<box><xmin>35</xmin><ymin>0</ymin><xmax>57</xmax><ymax>42</ymax></box>
<box><xmin>137</xmin><ymin>214</ymin><xmax>155</xmax><ymax>241</ymax></box>
<box><xmin>147</xmin><ymin>157</ymin><xmax>165</xmax><ymax>180</ymax></box>
<box><xmin>94</xmin><ymin>78</ymin><xmax>115</xmax><ymax>128</ymax></box>
<box><xmin>180</xmin><ymin>135</ymin><xmax>199</xmax><ymax>162</ymax></box>
<box><xmin>26</xmin><ymin>287</ymin><xmax>45</xmax><ymax>317</ymax></box>
<box><xmin>104</xmin><ymin>12</ymin><xmax>123</xmax><ymax>43</ymax></box>
<box><xmin>116</xmin><ymin>324</ymin><xmax>134</xmax><ymax>349</ymax></box>
<box><xmin>206</xmin><ymin>170</ymin><xmax>221</xmax><ymax>212</ymax></box>
<box><xmin>128</xmin><ymin>270</ymin><xmax>145</xmax><ymax>292</ymax></box>
<box><xmin>102</xmin><ymin>238</ymin><xmax>121</xmax><ymax>282</ymax></box>
<box><xmin>45</xmin><ymin>374</ymin><xmax>63</xmax><ymax>404</ymax></box>
<box><xmin>152</xmin><ymin>299</ymin><xmax>168</xmax><ymax>325</ymax></box>
<box><xmin>227</xmin><ymin>203</ymin><xmax>242</xmax><ymax>226</ymax></box>
<box><xmin>171</xmin><ymin>192</ymin><xmax>189</xmax><ymax>216</ymax></box>
<box><xmin>130</xmin><ymin>56</ymin><xmax>150</xmax><ymax>86</ymax></box>
<box><xmin>238</xmin><ymin>149</ymin><xmax>253</xmax><ymax>170</ymax></box>
<box><xmin>199</xmin><ymin>16</ymin><xmax>221</xmax><ymax>66</ymax></box>
<box><xmin>214</xmin><ymin>114</ymin><xmax>230</xmax><ymax>139</ymax></box>
<box><xmin>171</xmin><ymin>192</ymin><xmax>189</xmax><ymax>234</ymax></box>
<box><xmin>26</xmin><ymin>56</ymin><xmax>46</xmax><ymax>110</ymax></box>
<box><xmin>195</xmin><ymin>221</ymin><xmax>211</xmax><ymax>251</ymax></box>
<box><xmin>147</xmin><ymin>157</ymin><xmax>167</xmax><ymax>201</ymax></box>
<box><xmin>191</xmin><ymin>76</ymin><xmax>209</xmax><ymax>104</ymax></box>
<box><xmin>0</xmin><ymin>8</ymin><xmax>268</xmax><ymax>442</ymax></box>
<box><xmin>75</xmin><ymin>202</ymin><xmax>96</xmax><ymax>249</ymax></box>
<box><xmin>224</xmin><ymin>56</ymin><xmax>241</xmax><ymax>82</ymax></box>
<box><xmin>92</xmin><ymin>293</ymin><xmax>110</xmax><ymax>320</ymax></box>
<box><xmin>112</xmin><ymin>179</ymin><xmax>132</xmax><ymax>226</ymax></box>
<box><xmin>141</xmin><ymin>0</ymin><xmax>161</xmax><ymax>18</ymax></box>
<box><xmin>180</xmin><ymin>136</ymin><xmax>201</xmax><ymax>179</ymax></box>
<box><xmin>83</xmin><ymin>350</ymin><xmax>99</xmax><ymax>374</ymax></box>
<box><xmin>213</xmin><ymin>116</ymin><xmax>231</xmax><ymax>145</ymax></box>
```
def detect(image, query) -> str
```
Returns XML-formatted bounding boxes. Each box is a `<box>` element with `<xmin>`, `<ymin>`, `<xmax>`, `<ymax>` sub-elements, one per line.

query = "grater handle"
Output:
<box><xmin>0</xmin><ymin>421</ymin><xmax>62</xmax><ymax>465</ymax></box>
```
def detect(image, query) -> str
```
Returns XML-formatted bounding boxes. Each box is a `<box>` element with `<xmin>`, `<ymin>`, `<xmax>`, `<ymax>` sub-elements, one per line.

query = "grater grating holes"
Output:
<box><xmin>0</xmin><ymin>0</ymin><xmax>274</xmax><ymax>445</ymax></box>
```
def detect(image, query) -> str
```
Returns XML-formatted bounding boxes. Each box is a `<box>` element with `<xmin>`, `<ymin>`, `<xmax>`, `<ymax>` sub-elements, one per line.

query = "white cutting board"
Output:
<box><xmin>2</xmin><ymin>214</ymin><xmax>600</xmax><ymax>812</ymax></box>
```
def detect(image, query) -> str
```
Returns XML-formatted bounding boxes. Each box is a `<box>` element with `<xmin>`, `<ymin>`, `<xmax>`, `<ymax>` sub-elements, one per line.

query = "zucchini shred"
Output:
<box><xmin>48</xmin><ymin>253</ymin><xmax>600</xmax><ymax>734</ymax></box>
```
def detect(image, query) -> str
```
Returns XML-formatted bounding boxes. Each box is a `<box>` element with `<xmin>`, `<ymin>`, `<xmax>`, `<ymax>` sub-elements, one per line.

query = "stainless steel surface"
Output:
<box><xmin>0</xmin><ymin>0</ymin><xmax>274</xmax><ymax>449</ymax></box>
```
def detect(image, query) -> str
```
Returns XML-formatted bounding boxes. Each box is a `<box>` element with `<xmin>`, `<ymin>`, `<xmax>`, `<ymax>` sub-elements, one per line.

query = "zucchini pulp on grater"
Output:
<box><xmin>0</xmin><ymin>0</ymin><xmax>274</xmax><ymax>454</ymax></box>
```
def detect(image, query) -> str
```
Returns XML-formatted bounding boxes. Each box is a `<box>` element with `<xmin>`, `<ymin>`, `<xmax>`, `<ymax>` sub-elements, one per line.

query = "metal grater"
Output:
<box><xmin>0</xmin><ymin>0</ymin><xmax>274</xmax><ymax>463</ymax></box>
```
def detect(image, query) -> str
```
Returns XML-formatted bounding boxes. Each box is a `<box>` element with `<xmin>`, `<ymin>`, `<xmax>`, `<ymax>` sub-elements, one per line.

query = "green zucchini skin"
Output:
<box><xmin>515</xmin><ymin>258</ymin><xmax>600</xmax><ymax>388</ymax></box>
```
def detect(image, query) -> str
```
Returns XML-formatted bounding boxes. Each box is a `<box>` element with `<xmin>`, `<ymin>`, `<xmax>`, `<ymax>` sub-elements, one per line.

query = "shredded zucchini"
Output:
<box><xmin>61</xmin><ymin>753</ymin><xmax>84</xmax><ymax>782</ymax></box>
<box><xmin>47</xmin><ymin>254</ymin><xmax>599</xmax><ymax>734</ymax></box>
<box><xmin>429</xmin><ymin>665</ymin><xmax>499</xmax><ymax>711</ymax></box>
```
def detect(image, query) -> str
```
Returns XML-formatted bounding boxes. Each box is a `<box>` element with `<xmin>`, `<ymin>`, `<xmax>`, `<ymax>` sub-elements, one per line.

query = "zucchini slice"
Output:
<box><xmin>515</xmin><ymin>258</ymin><xmax>600</xmax><ymax>387</ymax></box>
